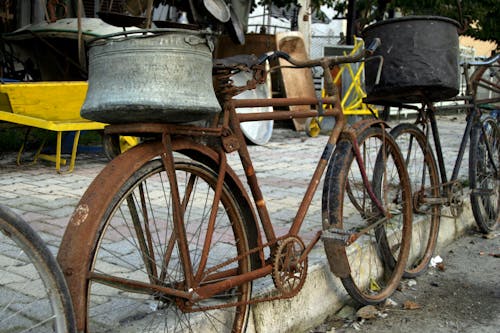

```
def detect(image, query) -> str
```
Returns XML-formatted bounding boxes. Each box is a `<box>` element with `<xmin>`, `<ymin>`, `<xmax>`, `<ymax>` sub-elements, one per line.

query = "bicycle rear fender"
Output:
<box><xmin>57</xmin><ymin>139</ymin><xmax>263</xmax><ymax>331</ymax></box>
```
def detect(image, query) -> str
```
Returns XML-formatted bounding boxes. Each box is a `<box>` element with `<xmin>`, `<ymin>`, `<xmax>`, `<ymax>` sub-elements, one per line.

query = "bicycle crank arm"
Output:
<box><xmin>298</xmin><ymin>231</ymin><xmax>322</xmax><ymax>263</ymax></box>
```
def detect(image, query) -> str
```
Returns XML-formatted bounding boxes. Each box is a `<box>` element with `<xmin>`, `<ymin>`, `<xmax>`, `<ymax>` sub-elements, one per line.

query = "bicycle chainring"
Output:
<box><xmin>272</xmin><ymin>236</ymin><xmax>308</xmax><ymax>298</ymax></box>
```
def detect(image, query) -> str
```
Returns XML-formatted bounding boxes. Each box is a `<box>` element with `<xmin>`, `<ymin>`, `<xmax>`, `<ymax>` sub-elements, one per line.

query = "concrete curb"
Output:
<box><xmin>247</xmin><ymin>200</ymin><xmax>475</xmax><ymax>332</ymax></box>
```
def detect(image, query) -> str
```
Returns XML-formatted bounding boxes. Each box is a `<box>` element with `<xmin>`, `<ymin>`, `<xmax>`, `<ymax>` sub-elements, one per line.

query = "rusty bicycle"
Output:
<box><xmin>360</xmin><ymin>15</ymin><xmax>498</xmax><ymax>279</ymax></box>
<box><xmin>365</xmin><ymin>53</ymin><xmax>499</xmax><ymax>279</ymax></box>
<box><xmin>57</xmin><ymin>33</ymin><xmax>413</xmax><ymax>333</ymax></box>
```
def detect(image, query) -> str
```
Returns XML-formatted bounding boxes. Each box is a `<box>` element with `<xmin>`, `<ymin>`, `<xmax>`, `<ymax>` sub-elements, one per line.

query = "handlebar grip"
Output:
<box><xmin>257</xmin><ymin>51</ymin><xmax>292</xmax><ymax>65</ymax></box>
<box><xmin>257</xmin><ymin>52</ymin><xmax>273</xmax><ymax>65</ymax></box>
<box><xmin>366</xmin><ymin>38</ymin><xmax>381</xmax><ymax>53</ymax></box>
<box><xmin>273</xmin><ymin>51</ymin><xmax>291</xmax><ymax>62</ymax></box>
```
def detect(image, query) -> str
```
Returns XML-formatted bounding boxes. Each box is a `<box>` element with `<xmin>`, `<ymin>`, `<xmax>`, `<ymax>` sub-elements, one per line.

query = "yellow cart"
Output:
<box><xmin>0</xmin><ymin>81</ymin><xmax>105</xmax><ymax>172</ymax></box>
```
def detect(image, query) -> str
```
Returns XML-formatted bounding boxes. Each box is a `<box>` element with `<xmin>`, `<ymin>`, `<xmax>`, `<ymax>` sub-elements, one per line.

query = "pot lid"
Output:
<box><xmin>226</xmin><ymin>6</ymin><xmax>245</xmax><ymax>44</ymax></box>
<box><xmin>203</xmin><ymin>0</ymin><xmax>231</xmax><ymax>23</ymax></box>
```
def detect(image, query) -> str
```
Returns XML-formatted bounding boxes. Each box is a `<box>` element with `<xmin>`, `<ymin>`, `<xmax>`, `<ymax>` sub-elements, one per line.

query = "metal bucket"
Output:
<box><xmin>81</xmin><ymin>29</ymin><xmax>221</xmax><ymax>124</ymax></box>
<box><xmin>363</xmin><ymin>16</ymin><xmax>460</xmax><ymax>104</ymax></box>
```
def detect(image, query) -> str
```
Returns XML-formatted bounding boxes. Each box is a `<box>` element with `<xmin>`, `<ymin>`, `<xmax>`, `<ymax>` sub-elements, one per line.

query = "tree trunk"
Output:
<box><xmin>346</xmin><ymin>0</ymin><xmax>356</xmax><ymax>45</ymax></box>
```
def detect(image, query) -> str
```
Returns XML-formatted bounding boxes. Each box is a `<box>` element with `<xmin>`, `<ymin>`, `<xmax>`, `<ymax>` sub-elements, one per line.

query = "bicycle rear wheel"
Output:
<box><xmin>323</xmin><ymin>126</ymin><xmax>412</xmax><ymax>305</ymax></box>
<box><xmin>471</xmin><ymin>56</ymin><xmax>500</xmax><ymax>111</ymax></box>
<box><xmin>469</xmin><ymin>116</ymin><xmax>499</xmax><ymax>233</ymax></box>
<box><xmin>0</xmin><ymin>204</ymin><xmax>75</xmax><ymax>333</ymax></box>
<box><xmin>83</xmin><ymin>158</ymin><xmax>254</xmax><ymax>333</ymax></box>
<box><xmin>389</xmin><ymin>123</ymin><xmax>440</xmax><ymax>277</ymax></box>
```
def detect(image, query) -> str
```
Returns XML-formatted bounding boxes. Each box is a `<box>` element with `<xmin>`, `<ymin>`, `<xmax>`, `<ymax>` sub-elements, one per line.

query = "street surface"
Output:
<box><xmin>0</xmin><ymin>115</ymin><xmax>498</xmax><ymax>332</ymax></box>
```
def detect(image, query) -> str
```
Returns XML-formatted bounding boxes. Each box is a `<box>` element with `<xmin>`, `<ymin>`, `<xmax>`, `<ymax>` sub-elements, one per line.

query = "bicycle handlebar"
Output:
<box><xmin>464</xmin><ymin>53</ymin><xmax>500</xmax><ymax>67</ymax></box>
<box><xmin>255</xmin><ymin>38</ymin><xmax>381</xmax><ymax>99</ymax></box>
<box><xmin>258</xmin><ymin>38</ymin><xmax>381</xmax><ymax>69</ymax></box>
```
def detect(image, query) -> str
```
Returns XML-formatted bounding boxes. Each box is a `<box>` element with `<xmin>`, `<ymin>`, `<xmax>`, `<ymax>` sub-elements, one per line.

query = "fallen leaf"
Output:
<box><xmin>482</xmin><ymin>231</ymin><xmax>499</xmax><ymax>239</ymax></box>
<box><xmin>489</xmin><ymin>253</ymin><xmax>500</xmax><ymax>258</ymax></box>
<box><xmin>356</xmin><ymin>305</ymin><xmax>379</xmax><ymax>319</ymax></box>
<box><xmin>370</xmin><ymin>278</ymin><xmax>381</xmax><ymax>292</ymax></box>
<box><xmin>436</xmin><ymin>262</ymin><xmax>445</xmax><ymax>271</ymax></box>
<box><xmin>403</xmin><ymin>300</ymin><xmax>421</xmax><ymax>310</ymax></box>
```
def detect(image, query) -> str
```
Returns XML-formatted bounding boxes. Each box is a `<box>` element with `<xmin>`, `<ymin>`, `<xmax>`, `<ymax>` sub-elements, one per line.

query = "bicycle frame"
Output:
<box><xmin>95</xmin><ymin>61</ymin><xmax>389</xmax><ymax>309</ymax></box>
<box><xmin>59</xmin><ymin>40</ymin><xmax>413</xmax><ymax>332</ymax></box>
<box><xmin>399</xmin><ymin>55</ymin><xmax>499</xmax><ymax>210</ymax></box>
<box><xmin>100</xmin><ymin>97</ymin><xmax>389</xmax><ymax>306</ymax></box>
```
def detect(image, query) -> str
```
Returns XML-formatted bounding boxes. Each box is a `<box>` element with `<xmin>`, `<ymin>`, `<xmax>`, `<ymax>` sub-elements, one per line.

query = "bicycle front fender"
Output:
<box><xmin>351</xmin><ymin>118</ymin><xmax>390</xmax><ymax>134</ymax></box>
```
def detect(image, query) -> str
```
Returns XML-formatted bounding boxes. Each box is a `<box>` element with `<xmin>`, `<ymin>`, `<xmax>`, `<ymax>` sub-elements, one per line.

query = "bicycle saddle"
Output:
<box><xmin>213</xmin><ymin>54</ymin><xmax>261</xmax><ymax>71</ymax></box>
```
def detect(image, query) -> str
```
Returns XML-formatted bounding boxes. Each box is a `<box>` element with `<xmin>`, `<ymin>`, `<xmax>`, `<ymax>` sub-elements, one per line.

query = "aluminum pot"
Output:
<box><xmin>363</xmin><ymin>16</ymin><xmax>460</xmax><ymax>104</ymax></box>
<box><xmin>81</xmin><ymin>29</ymin><xmax>221</xmax><ymax>124</ymax></box>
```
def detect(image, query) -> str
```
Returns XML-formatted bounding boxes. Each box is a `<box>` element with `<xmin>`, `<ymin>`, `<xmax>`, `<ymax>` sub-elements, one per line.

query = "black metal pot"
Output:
<box><xmin>363</xmin><ymin>16</ymin><xmax>460</xmax><ymax>104</ymax></box>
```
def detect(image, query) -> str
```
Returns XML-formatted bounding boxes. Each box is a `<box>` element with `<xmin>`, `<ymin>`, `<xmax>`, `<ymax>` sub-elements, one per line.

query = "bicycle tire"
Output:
<box><xmin>0</xmin><ymin>204</ymin><xmax>76</xmax><ymax>333</ymax></box>
<box><xmin>388</xmin><ymin>123</ymin><xmax>440</xmax><ymax>277</ymax></box>
<box><xmin>470</xmin><ymin>57</ymin><xmax>500</xmax><ymax>111</ymax></box>
<box><xmin>83</xmin><ymin>158</ymin><xmax>254</xmax><ymax>332</ymax></box>
<box><xmin>469</xmin><ymin>116</ymin><xmax>499</xmax><ymax>233</ymax></box>
<box><xmin>322</xmin><ymin>126</ymin><xmax>412</xmax><ymax>305</ymax></box>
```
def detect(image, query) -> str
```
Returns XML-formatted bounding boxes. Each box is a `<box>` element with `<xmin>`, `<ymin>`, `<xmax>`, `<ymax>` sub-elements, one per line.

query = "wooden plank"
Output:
<box><xmin>276</xmin><ymin>32</ymin><xmax>318</xmax><ymax>132</ymax></box>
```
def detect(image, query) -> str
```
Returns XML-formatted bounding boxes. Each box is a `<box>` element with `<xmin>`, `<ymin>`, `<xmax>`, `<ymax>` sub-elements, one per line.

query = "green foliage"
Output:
<box><xmin>391</xmin><ymin>0</ymin><xmax>498</xmax><ymax>45</ymax></box>
<box><xmin>257</xmin><ymin>0</ymin><xmax>498</xmax><ymax>46</ymax></box>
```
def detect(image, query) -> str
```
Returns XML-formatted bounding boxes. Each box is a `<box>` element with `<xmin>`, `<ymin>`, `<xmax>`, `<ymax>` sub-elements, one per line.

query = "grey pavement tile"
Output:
<box><xmin>0</xmin><ymin>116</ymin><xmax>474</xmax><ymax>331</ymax></box>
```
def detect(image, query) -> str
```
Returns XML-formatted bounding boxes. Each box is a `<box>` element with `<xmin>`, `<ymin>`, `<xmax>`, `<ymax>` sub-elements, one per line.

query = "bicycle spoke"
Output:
<box><xmin>84</xmin><ymin>159</ymin><xmax>253</xmax><ymax>332</ymax></box>
<box><xmin>323</xmin><ymin>127</ymin><xmax>412</xmax><ymax>305</ymax></box>
<box><xmin>0</xmin><ymin>204</ymin><xmax>75</xmax><ymax>332</ymax></box>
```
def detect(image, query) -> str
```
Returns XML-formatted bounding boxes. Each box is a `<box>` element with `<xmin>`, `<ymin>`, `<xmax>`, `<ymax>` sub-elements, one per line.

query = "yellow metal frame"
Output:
<box><xmin>331</xmin><ymin>39</ymin><xmax>376</xmax><ymax>116</ymax></box>
<box><xmin>305</xmin><ymin>39</ymin><xmax>378</xmax><ymax>137</ymax></box>
<box><xmin>0</xmin><ymin>81</ymin><xmax>106</xmax><ymax>172</ymax></box>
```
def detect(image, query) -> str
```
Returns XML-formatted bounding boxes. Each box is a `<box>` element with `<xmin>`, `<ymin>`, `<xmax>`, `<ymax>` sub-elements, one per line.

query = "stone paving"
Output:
<box><xmin>0</xmin><ymin>115</ymin><xmax>470</xmax><ymax>331</ymax></box>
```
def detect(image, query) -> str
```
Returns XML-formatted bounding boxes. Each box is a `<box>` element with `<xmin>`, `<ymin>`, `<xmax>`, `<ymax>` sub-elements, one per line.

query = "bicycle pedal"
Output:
<box><xmin>322</xmin><ymin>228</ymin><xmax>354</xmax><ymax>245</ymax></box>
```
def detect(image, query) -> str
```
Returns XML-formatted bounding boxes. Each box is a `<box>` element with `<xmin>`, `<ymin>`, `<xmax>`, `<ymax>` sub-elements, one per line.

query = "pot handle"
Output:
<box><xmin>185</xmin><ymin>35</ymin><xmax>214</xmax><ymax>52</ymax></box>
<box><xmin>185</xmin><ymin>35</ymin><xmax>207</xmax><ymax>45</ymax></box>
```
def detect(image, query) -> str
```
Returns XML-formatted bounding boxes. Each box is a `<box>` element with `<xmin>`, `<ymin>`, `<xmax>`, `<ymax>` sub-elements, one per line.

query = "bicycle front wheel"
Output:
<box><xmin>323</xmin><ymin>126</ymin><xmax>412</xmax><ymax>305</ymax></box>
<box><xmin>83</xmin><ymin>158</ymin><xmax>254</xmax><ymax>333</ymax></box>
<box><xmin>0</xmin><ymin>204</ymin><xmax>75</xmax><ymax>333</ymax></box>
<box><xmin>469</xmin><ymin>116</ymin><xmax>500</xmax><ymax>233</ymax></box>
<box><xmin>389</xmin><ymin>123</ymin><xmax>440</xmax><ymax>277</ymax></box>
